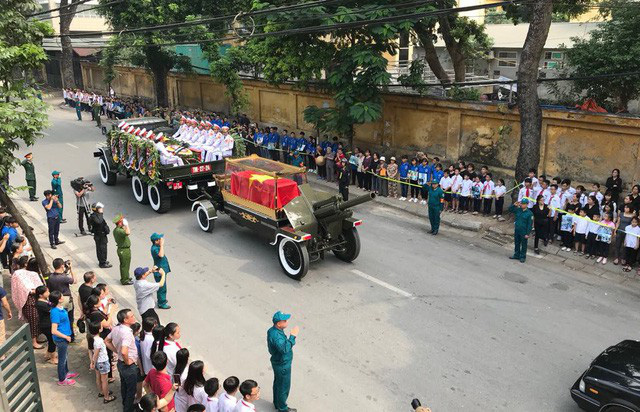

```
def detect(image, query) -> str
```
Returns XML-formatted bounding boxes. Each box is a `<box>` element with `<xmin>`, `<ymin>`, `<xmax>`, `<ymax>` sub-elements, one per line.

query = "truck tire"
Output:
<box><xmin>131</xmin><ymin>175</ymin><xmax>149</xmax><ymax>204</ymax></box>
<box><xmin>196</xmin><ymin>204</ymin><xmax>215</xmax><ymax>232</ymax></box>
<box><xmin>277</xmin><ymin>237</ymin><xmax>309</xmax><ymax>280</ymax></box>
<box><xmin>333</xmin><ymin>227</ymin><xmax>361</xmax><ymax>263</ymax></box>
<box><xmin>99</xmin><ymin>157</ymin><xmax>117</xmax><ymax>186</ymax></box>
<box><xmin>148</xmin><ymin>184</ymin><xmax>172</xmax><ymax>213</ymax></box>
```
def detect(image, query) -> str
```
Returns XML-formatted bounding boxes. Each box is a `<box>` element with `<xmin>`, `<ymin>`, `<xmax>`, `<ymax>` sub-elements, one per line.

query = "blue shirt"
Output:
<box><xmin>51</xmin><ymin>306</ymin><xmax>71</xmax><ymax>342</ymax></box>
<box><xmin>42</xmin><ymin>198</ymin><xmax>60</xmax><ymax>219</ymax></box>
<box><xmin>399</xmin><ymin>162</ymin><xmax>410</xmax><ymax>179</ymax></box>
<box><xmin>280</xmin><ymin>135</ymin><xmax>290</xmax><ymax>149</ymax></box>
<box><xmin>433</xmin><ymin>169</ymin><xmax>444</xmax><ymax>183</ymax></box>
<box><xmin>151</xmin><ymin>244</ymin><xmax>171</xmax><ymax>273</ymax></box>
<box><xmin>417</xmin><ymin>164</ymin><xmax>430</xmax><ymax>185</ymax></box>
<box><xmin>1</xmin><ymin>227</ymin><xmax>17</xmax><ymax>249</ymax></box>
<box><xmin>0</xmin><ymin>287</ymin><xmax>5</xmax><ymax>320</ymax></box>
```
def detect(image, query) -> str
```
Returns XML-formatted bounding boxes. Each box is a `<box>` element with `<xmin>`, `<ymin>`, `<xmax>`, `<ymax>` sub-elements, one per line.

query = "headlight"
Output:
<box><xmin>579</xmin><ymin>378</ymin><xmax>586</xmax><ymax>393</ymax></box>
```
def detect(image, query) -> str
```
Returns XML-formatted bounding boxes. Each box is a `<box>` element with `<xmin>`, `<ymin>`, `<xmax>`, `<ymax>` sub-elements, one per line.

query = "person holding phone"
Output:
<box><xmin>134</xmin><ymin>266</ymin><xmax>166</xmax><ymax>323</ymax></box>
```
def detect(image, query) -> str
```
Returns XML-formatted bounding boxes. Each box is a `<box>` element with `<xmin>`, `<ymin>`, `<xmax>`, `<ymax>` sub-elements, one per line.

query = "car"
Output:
<box><xmin>571</xmin><ymin>340</ymin><xmax>640</xmax><ymax>412</ymax></box>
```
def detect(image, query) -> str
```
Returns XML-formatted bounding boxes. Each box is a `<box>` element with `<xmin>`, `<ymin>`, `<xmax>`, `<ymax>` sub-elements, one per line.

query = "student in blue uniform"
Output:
<box><xmin>398</xmin><ymin>155</ymin><xmax>410</xmax><ymax>201</ymax></box>
<box><xmin>280</xmin><ymin>130</ymin><xmax>290</xmax><ymax>163</ymax></box>
<box><xmin>268</xmin><ymin>127</ymin><xmax>280</xmax><ymax>161</ymax></box>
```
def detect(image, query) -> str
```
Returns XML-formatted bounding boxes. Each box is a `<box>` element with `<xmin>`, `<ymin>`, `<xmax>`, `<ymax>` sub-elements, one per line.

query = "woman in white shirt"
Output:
<box><xmin>139</xmin><ymin>317</ymin><xmax>158</xmax><ymax>375</ymax></box>
<box><xmin>174</xmin><ymin>361</ymin><xmax>208</xmax><ymax>412</ymax></box>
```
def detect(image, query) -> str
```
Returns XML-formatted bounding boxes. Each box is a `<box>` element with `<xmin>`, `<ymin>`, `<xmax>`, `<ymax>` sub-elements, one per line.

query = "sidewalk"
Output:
<box><xmin>3</xmin><ymin>197</ymin><xmax>126</xmax><ymax>411</ymax></box>
<box><xmin>308</xmin><ymin>173</ymin><xmax>640</xmax><ymax>287</ymax></box>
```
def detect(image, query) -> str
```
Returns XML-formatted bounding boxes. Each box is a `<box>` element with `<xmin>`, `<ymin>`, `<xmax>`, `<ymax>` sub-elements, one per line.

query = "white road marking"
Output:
<box><xmin>350</xmin><ymin>269</ymin><xmax>413</xmax><ymax>298</ymax></box>
<box><xmin>66</xmin><ymin>143</ymin><xmax>79</xmax><ymax>149</ymax></box>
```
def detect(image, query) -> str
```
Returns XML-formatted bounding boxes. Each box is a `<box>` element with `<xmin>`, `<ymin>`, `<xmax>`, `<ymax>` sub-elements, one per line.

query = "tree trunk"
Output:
<box><xmin>438</xmin><ymin>16</ymin><xmax>467</xmax><ymax>83</ymax></box>
<box><xmin>413</xmin><ymin>24</ymin><xmax>451</xmax><ymax>85</ymax></box>
<box><xmin>152</xmin><ymin>66</ymin><xmax>169</xmax><ymax>107</ymax></box>
<box><xmin>513</xmin><ymin>0</ymin><xmax>553</xmax><ymax>195</ymax></box>
<box><xmin>59</xmin><ymin>0</ymin><xmax>80</xmax><ymax>89</ymax></box>
<box><xmin>0</xmin><ymin>189</ymin><xmax>49</xmax><ymax>276</ymax></box>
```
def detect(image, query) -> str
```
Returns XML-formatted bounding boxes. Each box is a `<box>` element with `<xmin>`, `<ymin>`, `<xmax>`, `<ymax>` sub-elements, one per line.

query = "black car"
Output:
<box><xmin>571</xmin><ymin>340</ymin><xmax>640</xmax><ymax>411</ymax></box>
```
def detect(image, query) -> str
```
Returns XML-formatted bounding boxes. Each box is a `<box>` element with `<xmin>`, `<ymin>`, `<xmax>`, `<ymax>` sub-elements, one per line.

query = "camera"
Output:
<box><xmin>70</xmin><ymin>177</ymin><xmax>93</xmax><ymax>191</ymax></box>
<box><xmin>64</xmin><ymin>260</ymin><xmax>71</xmax><ymax>270</ymax></box>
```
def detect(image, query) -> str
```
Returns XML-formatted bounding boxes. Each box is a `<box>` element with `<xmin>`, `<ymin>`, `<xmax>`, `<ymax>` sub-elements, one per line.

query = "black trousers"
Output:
<box><xmin>561</xmin><ymin>231</ymin><xmax>574</xmax><ymax>248</ymax></box>
<box><xmin>77</xmin><ymin>206</ymin><xmax>88</xmax><ymax>233</ymax></box>
<box><xmin>534</xmin><ymin>220</ymin><xmax>549</xmax><ymax>249</ymax></box>
<box><xmin>597</xmin><ymin>241</ymin><xmax>610</xmax><ymax>257</ymax></box>
<box><xmin>585</xmin><ymin>233</ymin><xmax>598</xmax><ymax>255</ymax></box>
<box><xmin>117</xmin><ymin>361</ymin><xmax>138</xmax><ymax>412</ymax></box>
<box><xmin>339</xmin><ymin>185</ymin><xmax>349</xmax><ymax>202</ymax></box>
<box><xmin>141</xmin><ymin>308</ymin><xmax>160</xmax><ymax>324</ymax></box>
<box><xmin>624</xmin><ymin>247</ymin><xmax>638</xmax><ymax>265</ymax></box>
<box><xmin>0</xmin><ymin>248</ymin><xmax>10</xmax><ymax>269</ymax></box>
<box><xmin>47</xmin><ymin>217</ymin><xmax>60</xmax><ymax>245</ymax></box>
<box><xmin>473</xmin><ymin>198</ymin><xmax>482</xmax><ymax>212</ymax></box>
<box><xmin>483</xmin><ymin>198</ymin><xmax>493</xmax><ymax>215</ymax></box>
<box><xmin>94</xmin><ymin>235</ymin><xmax>108</xmax><ymax>264</ymax></box>
<box><xmin>495</xmin><ymin>198</ymin><xmax>504</xmax><ymax>215</ymax></box>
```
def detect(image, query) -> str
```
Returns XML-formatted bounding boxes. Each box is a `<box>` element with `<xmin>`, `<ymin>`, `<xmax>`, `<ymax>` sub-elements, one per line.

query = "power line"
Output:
<box><xmin>27</xmin><ymin>0</ymin><xmax>94</xmax><ymax>18</ymax></box>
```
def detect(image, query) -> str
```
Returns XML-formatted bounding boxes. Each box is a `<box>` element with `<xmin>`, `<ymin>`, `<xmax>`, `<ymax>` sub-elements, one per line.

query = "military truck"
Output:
<box><xmin>191</xmin><ymin>155</ymin><xmax>374</xmax><ymax>279</ymax></box>
<box><xmin>95</xmin><ymin>117</ymin><xmax>225</xmax><ymax>213</ymax></box>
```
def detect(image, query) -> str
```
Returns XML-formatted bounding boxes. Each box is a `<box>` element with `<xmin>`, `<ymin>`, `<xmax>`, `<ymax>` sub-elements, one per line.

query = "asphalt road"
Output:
<box><xmin>12</xmin><ymin>102</ymin><xmax>640</xmax><ymax>411</ymax></box>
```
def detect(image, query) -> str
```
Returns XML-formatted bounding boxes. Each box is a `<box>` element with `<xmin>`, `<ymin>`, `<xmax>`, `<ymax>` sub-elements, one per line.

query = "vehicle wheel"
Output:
<box><xmin>148</xmin><ymin>184</ymin><xmax>172</xmax><ymax>213</ymax></box>
<box><xmin>277</xmin><ymin>237</ymin><xmax>309</xmax><ymax>280</ymax></box>
<box><xmin>131</xmin><ymin>175</ymin><xmax>149</xmax><ymax>204</ymax></box>
<box><xmin>196</xmin><ymin>205</ymin><xmax>215</xmax><ymax>233</ymax></box>
<box><xmin>99</xmin><ymin>157</ymin><xmax>117</xmax><ymax>186</ymax></box>
<box><xmin>601</xmin><ymin>405</ymin><xmax>637</xmax><ymax>412</ymax></box>
<box><xmin>333</xmin><ymin>227</ymin><xmax>361</xmax><ymax>262</ymax></box>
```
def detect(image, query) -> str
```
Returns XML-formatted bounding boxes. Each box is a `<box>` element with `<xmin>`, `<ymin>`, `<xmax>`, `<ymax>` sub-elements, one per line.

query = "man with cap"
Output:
<box><xmin>267</xmin><ymin>311</ymin><xmax>299</xmax><ymax>412</ymax></box>
<box><xmin>113</xmin><ymin>214</ymin><xmax>133</xmax><ymax>285</ymax></box>
<box><xmin>51</xmin><ymin>171</ymin><xmax>66</xmax><ymax>223</ymax></box>
<box><xmin>43</xmin><ymin>190</ymin><xmax>64</xmax><ymax>249</ymax></box>
<box><xmin>88</xmin><ymin>202</ymin><xmax>112</xmax><ymax>268</ymax></box>
<box><xmin>133</xmin><ymin>266</ymin><xmax>166</xmax><ymax>322</ymax></box>
<box><xmin>427</xmin><ymin>180</ymin><xmax>444</xmax><ymax>235</ymax></box>
<box><xmin>509</xmin><ymin>199</ymin><xmax>533</xmax><ymax>263</ymax></box>
<box><xmin>338</xmin><ymin>157</ymin><xmax>350</xmax><ymax>201</ymax></box>
<box><xmin>21</xmin><ymin>153</ymin><xmax>38</xmax><ymax>201</ymax></box>
<box><xmin>150</xmin><ymin>233</ymin><xmax>171</xmax><ymax>309</ymax></box>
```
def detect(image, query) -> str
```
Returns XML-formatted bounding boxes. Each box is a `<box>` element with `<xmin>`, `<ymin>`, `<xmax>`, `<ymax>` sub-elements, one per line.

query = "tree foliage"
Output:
<box><xmin>565</xmin><ymin>0</ymin><xmax>640</xmax><ymax>111</ymax></box>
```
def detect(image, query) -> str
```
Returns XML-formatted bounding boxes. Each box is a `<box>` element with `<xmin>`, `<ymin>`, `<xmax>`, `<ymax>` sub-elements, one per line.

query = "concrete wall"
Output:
<box><xmin>81</xmin><ymin>63</ymin><xmax>640</xmax><ymax>188</ymax></box>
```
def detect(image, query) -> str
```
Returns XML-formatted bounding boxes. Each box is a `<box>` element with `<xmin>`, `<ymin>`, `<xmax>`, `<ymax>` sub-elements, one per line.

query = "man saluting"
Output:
<box><xmin>267</xmin><ymin>311</ymin><xmax>299</xmax><ymax>412</ymax></box>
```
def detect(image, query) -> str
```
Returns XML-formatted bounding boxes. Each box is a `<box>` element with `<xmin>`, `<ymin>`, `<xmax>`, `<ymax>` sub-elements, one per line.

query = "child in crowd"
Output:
<box><xmin>450</xmin><ymin>168</ymin><xmax>462</xmax><ymax>213</ymax></box>
<box><xmin>481</xmin><ymin>173</ymin><xmax>494</xmax><ymax>216</ymax></box>
<box><xmin>493</xmin><ymin>179</ymin><xmax>506</xmax><ymax>221</ymax></box>
<box><xmin>518</xmin><ymin>178</ymin><xmax>536</xmax><ymax>209</ymax></box>
<box><xmin>418</xmin><ymin>158</ymin><xmax>430</xmax><ymax>205</ymax></box>
<box><xmin>408</xmin><ymin>158</ymin><xmax>420</xmax><ymax>202</ymax></box>
<box><xmin>204</xmin><ymin>377</ymin><xmax>220</xmax><ymax>412</ymax></box>
<box><xmin>539</xmin><ymin>179</ymin><xmax>551</xmax><ymax>205</ymax></box>
<box><xmin>524</xmin><ymin>168</ymin><xmax>540</xmax><ymax>191</ymax></box>
<box><xmin>585</xmin><ymin>212</ymin><xmax>601</xmax><ymax>259</ymax></box>
<box><xmin>459</xmin><ymin>173</ymin><xmax>473</xmax><ymax>214</ymax></box>
<box><xmin>440</xmin><ymin>170</ymin><xmax>452</xmax><ymax>212</ymax></box>
<box><xmin>471</xmin><ymin>175</ymin><xmax>482</xmax><ymax>215</ymax></box>
<box><xmin>89</xmin><ymin>322</ymin><xmax>116</xmax><ymax>403</ymax></box>
<box><xmin>433</xmin><ymin>164</ymin><xmax>444</xmax><ymax>184</ymax></box>
<box><xmin>218</xmin><ymin>376</ymin><xmax>240</xmax><ymax>412</ymax></box>
<box><xmin>398</xmin><ymin>156</ymin><xmax>409</xmax><ymax>201</ymax></box>
<box><xmin>576</xmin><ymin>185</ymin><xmax>588</xmax><ymax>207</ymax></box>
<box><xmin>572</xmin><ymin>208</ymin><xmax>589</xmax><ymax>255</ymax></box>
<box><xmin>560</xmin><ymin>204</ymin><xmax>576</xmax><ymax>251</ymax></box>
<box><xmin>590</xmin><ymin>183</ymin><xmax>604</xmax><ymax>205</ymax></box>
<box><xmin>596</xmin><ymin>212</ymin><xmax>615</xmax><ymax>264</ymax></box>
<box><xmin>622</xmin><ymin>217</ymin><xmax>640</xmax><ymax>273</ymax></box>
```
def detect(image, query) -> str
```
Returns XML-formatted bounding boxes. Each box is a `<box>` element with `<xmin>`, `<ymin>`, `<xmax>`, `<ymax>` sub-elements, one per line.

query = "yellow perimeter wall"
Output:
<box><xmin>81</xmin><ymin>63</ymin><xmax>640</xmax><ymax>187</ymax></box>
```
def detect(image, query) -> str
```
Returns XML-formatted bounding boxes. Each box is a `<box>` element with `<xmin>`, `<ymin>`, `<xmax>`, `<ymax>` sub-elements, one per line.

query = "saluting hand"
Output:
<box><xmin>291</xmin><ymin>326</ymin><xmax>299</xmax><ymax>337</ymax></box>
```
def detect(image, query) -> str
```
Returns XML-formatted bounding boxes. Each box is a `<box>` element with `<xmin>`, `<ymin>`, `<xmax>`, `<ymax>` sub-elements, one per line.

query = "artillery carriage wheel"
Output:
<box><xmin>277</xmin><ymin>237</ymin><xmax>309</xmax><ymax>280</ymax></box>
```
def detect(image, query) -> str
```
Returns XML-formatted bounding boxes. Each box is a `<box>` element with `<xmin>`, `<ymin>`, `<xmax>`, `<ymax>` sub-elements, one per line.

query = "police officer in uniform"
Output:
<box><xmin>267</xmin><ymin>311</ymin><xmax>299</xmax><ymax>412</ymax></box>
<box><xmin>338</xmin><ymin>157</ymin><xmax>350</xmax><ymax>201</ymax></box>
<box><xmin>88</xmin><ymin>202</ymin><xmax>112</xmax><ymax>268</ymax></box>
<box><xmin>113</xmin><ymin>214</ymin><xmax>133</xmax><ymax>285</ymax></box>
<box><xmin>427</xmin><ymin>180</ymin><xmax>444</xmax><ymax>235</ymax></box>
<box><xmin>21</xmin><ymin>153</ymin><xmax>38</xmax><ymax>201</ymax></box>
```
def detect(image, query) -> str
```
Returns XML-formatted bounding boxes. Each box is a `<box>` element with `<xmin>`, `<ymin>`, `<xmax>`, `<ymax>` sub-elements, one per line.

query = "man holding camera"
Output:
<box><xmin>47</xmin><ymin>258</ymin><xmax>77</xmax><ymax>342</ymax></box>
<box><xmin>42</xmin><ymin>190</ymin><xmax>64</xmax><ymax>249</ymax></box>
<box><xmin>89</xmin><ymin>203</ymin><xmax>112</xmax><ymax>268</ymax></box>
<box><xmin>113</xmin><ymin>214</ymin><xmax>133</xmax><ymax>285</ymax></box>
<box><xmin>133</xmin><ymin>266</ymin><xmax>166</xmax><ymax>322</ymax></box>
<box><xmin>73</xmin><ymin>178</ymin><xmax>94</xmax><ymax>235</ymax></box>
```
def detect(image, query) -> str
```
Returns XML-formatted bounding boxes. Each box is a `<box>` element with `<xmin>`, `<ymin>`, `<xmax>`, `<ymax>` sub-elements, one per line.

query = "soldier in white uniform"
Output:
<box><xmin>203</xmin><ymin>124</ymin><xmax>223</xmax><ymax>162</ymax></box>
<box><xmin>232</xmin><ymin>380</ymin><xmax>259</xmax><ymax>412</ymax></box>
<box><xmin>151</xmin><ymin>132</ymin><xmax>184</xmax><ymax>167</ymax></box>
<box><xmin>221</xmin><ymin>126</ymin><xmax>235</xmax><ymax>158</ymax></box>
<box><xmin>191</xmin><ymin>121</ymin><xmax>210</xmax><ymax>149</ymax></box>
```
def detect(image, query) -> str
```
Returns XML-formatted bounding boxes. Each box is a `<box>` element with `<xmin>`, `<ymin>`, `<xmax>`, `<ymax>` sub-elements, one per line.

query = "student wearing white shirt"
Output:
<box><xmin>622</xmin><ymin>217</ymin><xmax>640</xmax><ymax>272</ymax></box>
<box><xmin>522</xmin><ymin>169</ymin><xmax>540</xmax><ymax>191</ymax></box>
<box><xmin>139</xmin><ymin>317</ymin><xmax>158</xmax><ymax>375</ymax></box>
<box><xmin>493</xmin><ymin>179</ymin><xmax>507</xmax><ymax>220</ymax></box>
<box><xmin>450</xmin><ymin>169</ymin><xmax>462</xmax><ymax>213</ymax></box>
<box><xmin>539</xmin><ymin>179</ymin><xmax>551</xmax><ymax>205</ymax></box>
<box><xmin>218</xmin><ymin>376</ymin><xmax>240</xmax><ymax>412</ymax></box>
<box><xmin>585</xmin><ymin>213</ymin><xmax>602</xmax><ymax>258</ymax></box>
<box><xmin>589</xmin><ymin>183</ymin><xmax>604</xmax><ymax>205</ymax></box>
<box><xmin>572</xmin><ymin>208</ymin><xmax>590</xmax><ymax>255</ymax></box>
<box><xmin>548</xmin><ymin>184</ymin><xmax>565</xmax><ymax>241</ymax></box>
<box><xmin>459</xmin><ymin>174</ymin><xmax>473</xmax><ymax>213</ymax></box>
<box><xmin>174</xmin><ymin>361</ymin><xmax>208</xmax><ymax>412</ymax></box>
<box><xmin>481</xmin><ymin>174</ymin><xmax>495</xmax><ymax>216</ymax></box>
<box><xmin>517</xmin><ymin>178</ymin><xmax>537</xmax><ymax>209</ymax></box>
<box><xmin>233</xmin><ymin>380</ymin><xmax>259</xmax><ymax>412</ymax></box>
<box><xmin>155</xmin><ymin>322</ymin><xmax>181</xmax><ymax>376</ymax></box>
<box><xmin>440</xmin><ymin>171</ymin><xmax>453</xmax><ymax>212</ymax></box>
<box><xmin>204</xmin><ymin>378</ymin><xmax>220</xmax><ymax>412</ymax></box>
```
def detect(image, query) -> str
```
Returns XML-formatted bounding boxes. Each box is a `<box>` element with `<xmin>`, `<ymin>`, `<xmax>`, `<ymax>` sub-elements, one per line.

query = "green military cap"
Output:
<box><xmin>51</xmin><ymin>170</ymin><xmax>60</xmax><ymax>176</ymax></box>
<box><xmin>521</xmin><ymin>198</ymin><xmax>529</xmax><ymax>204</ymax></box>
<box><xmin>112</xmin><ymin>213</ymin><xmax>124</xmax><ymax>224</ymax></box>
<box><xmin>150</xmin><ymin>232</ymin><xmax>164</xmax><ymax>242</ymax></box>
<box><xmin>272</xmin><ymin>311</ymin><xmax>291</xmax><ymax>323</ymax></box>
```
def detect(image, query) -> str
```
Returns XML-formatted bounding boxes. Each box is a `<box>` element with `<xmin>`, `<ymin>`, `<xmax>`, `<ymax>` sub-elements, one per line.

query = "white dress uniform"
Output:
<box><xmin>232</xmin><ymin>399</ymin><xmax>256</xmax><ymax>412</ymax></box>
<box><xmin>221</xmin><ymin>132</ymin><xmax>235</xmax><ymax>158</ymax></box>
<box><xmin>173</xmin><ymin>122</ymin><xmax>188</xmax><ymax>139</ymax></box>
<box><xmin>218</xmin><ymin>392</ymin><xmax>238</xmax><ymax>412</ymax></box>
<box><xmin>154</xmin><ymin>134</ymin><xmax>184</xmax><ymax>167</ymax></box>
<box><xmin>204</xmin><ymin>131</ymin><xmax>224</xmax><ymax>162</ymax></box>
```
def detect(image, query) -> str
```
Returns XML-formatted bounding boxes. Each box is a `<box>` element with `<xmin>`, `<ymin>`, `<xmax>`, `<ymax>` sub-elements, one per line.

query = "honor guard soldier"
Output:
<box><xmin>21</xmin><ymin>153</ymin><xmax>38</xmax><ymax>201</ymax></box>
<box><xmin>89</xmin><ymin>202</ymin><xmax>112</xmax><ymax>268</ymax></box>
<box><xmin>267</xmin><ymin>311</ymin><xmax>299</xmax><ymax>412</ymax></box>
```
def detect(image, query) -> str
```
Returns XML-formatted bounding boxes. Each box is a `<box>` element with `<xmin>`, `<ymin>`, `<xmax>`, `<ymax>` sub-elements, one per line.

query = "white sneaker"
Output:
<box><xmin>596</xmin><ymin>256</ymin><xmax>603</xmax><ymax>263</ymax></box>
<box><xmin>492</xmin><ymin>215</ymin><xmax>498</xmax><ymax>218</ymax></box>
<box><xmin>414</xmin><ymin>198</ymin><xmax>418</xmax><ymax>203</ymax></box>
<box><xmin>399</xmin><ymin>197</ymin><xmax>405</xmax><ymax>201</ymax></box>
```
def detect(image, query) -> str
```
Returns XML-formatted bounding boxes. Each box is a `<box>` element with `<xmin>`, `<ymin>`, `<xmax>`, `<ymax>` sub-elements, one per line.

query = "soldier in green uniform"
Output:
<box><xmin>150</xmin><ymin>233</ymin><xmax>171</xmax><ymax>309</ymax></box>
<box><xmin>113</xmin><ymin>214</ymin><xmax>133</xmax><ymax>285</ymax></box>
<box><xmin>21</xmin><ymin>153</ymin><xmax>38</xmax><ymax>201</ymax></box>
<box><xmin>427</xmin><ymin>180</ymin><xmax>444</xmax><ymax>235</ymax></box>
<box><xmin>509</xmin><ymin>198</ymin><xmax>533</xmax><ymax>263</ymax></box>
<box><xmin>92</xmin><ymin>98</ymin><xmax>101</xmax><ymax>128</ymax></box>
<box><xmin>267</xmin><ymin>311</ymin><xmax>299</xmax><ymax>412</ymax></box>
<box><xmin>51</xmin><ymin>171</ymin><xmax>66</xmax><ymax>223</ymax></box>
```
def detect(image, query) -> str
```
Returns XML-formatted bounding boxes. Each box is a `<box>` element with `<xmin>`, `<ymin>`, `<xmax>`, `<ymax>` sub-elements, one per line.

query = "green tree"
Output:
<box><xmin>565</xmin><ymin>0</ymin><xmax>640</xmax><ymax>112</ymax></box>
<box><xmin>59</xmin><ymin>0</ymin><xmax>82</xmax><ymax>89</ymax></box>
<box><xmin>1</xmin><ymin>0</ymin><xmax>53</xmax><ymax>275</ymax></box>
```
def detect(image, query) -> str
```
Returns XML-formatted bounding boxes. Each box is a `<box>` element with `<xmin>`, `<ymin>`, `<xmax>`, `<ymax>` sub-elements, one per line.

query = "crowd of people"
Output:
<box><xmin>62</xmin><ymin>88</ymin><xmax>153</xmax><ymax>125</ymax></box>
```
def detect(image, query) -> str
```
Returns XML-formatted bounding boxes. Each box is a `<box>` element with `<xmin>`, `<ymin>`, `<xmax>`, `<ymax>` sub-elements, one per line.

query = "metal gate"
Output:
<box><xmin>0</xmin><ymin>324</ymin><xmax>43</xmax><ymax>411</ymax></box>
